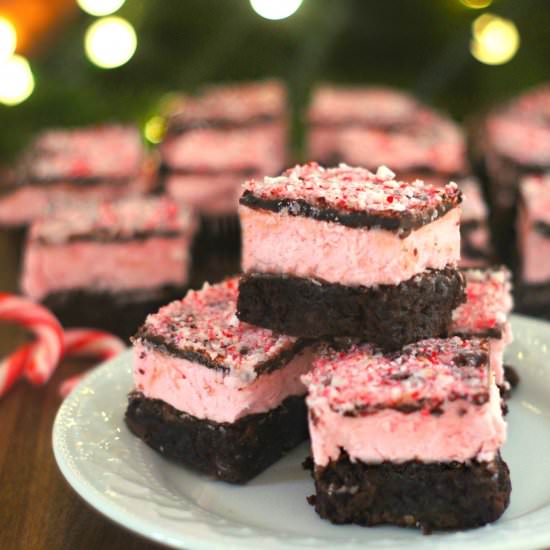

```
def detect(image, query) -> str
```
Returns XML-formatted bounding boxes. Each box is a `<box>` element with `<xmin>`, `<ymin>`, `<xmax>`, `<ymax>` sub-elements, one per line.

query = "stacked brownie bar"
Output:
<box><xmin>159</xmin><ymin>80</ymin><xmax>288</xmax><ymax>242</ymax></box>
<box><xmin>307</xmin><ymin>86</ymin><xmax>420</xmax><ymax>166</ymax></box>
<box><xmin>307</xmin><ymin>85</ymin><xmax>466</xmax><ymax>184</ymax></box>
<box><xmin>457</xmin><ymin>177</ymin><xmax>494</xmax><ymax>267</ymax></box>
<box><xmin>475</xmin><ymin>85</ymin><xmax>550</xmax><ymax>262</ymax></box>
<box><xmin>304</xmin><ymin>337</ymin><xmax>510</xmax><ymax>532</ymax></box>
<box><xmin>451</xmin><ymin>267</ymin><xmax>515</xmax><ymax>395</ymax></box>
<box><xmin>238</xmin><ymin>162</ymin><xmax>464</xmax><ymax>348</ymax></box>
<box><xmin>126</xmin><ymin>277</ymin><xmax>313</xmax><ymax>483</ymax></box>
<box><xmin>21</xmin><ymin>195</ymin><xmax>196</xmax><ymax>339</ymax></box>
<box><xmin>516</xmin><ymin>174</ymin><xmax>550</xmax><ymax>318</ymax></box>
<box><xmin>0</xmin><ymin>125</ymin><xmax>152</xmax><ymax>229</ymax></box>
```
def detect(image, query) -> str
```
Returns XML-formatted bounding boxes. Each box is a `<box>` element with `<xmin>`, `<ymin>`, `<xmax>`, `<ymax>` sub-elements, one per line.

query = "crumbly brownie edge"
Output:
<box><xmin>240</xmin><ymin>190</ymin><xmax>461</xmax><ymax>234</ymax></box>
<box><xmin>237</xmin><ymin>268</ymin><xmax>465</xmax><ymax>349</ymax></box>
<box><xmin>125</xmin><ymin>392</ymin><xmax>308</xmax><ymax>484</ymax></box>
<box><xmin>310</xmin><ymin>451</ymin><xmax>511</xmax><ymax>533</ymax></box>
<box><xmin>43</xmin><ymin>285</ymin><xmax>188</xmax><ymax>341</ymax></box>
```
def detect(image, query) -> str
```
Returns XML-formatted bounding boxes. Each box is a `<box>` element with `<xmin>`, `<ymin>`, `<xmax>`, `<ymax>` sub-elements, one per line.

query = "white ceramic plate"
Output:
<box><xmin>53</xmin><ymin>314</ymin><xmax>550</xmax><ymax>550</ymax></box>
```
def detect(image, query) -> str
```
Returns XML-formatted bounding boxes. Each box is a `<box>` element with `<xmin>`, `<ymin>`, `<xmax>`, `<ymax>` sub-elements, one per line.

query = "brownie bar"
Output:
<box><xmin>310</xmin><ymin>451</ymin><xmax>511</xmax><ymax>533</ymax></box>
<box><xmin>43</xmin><ymin>285</ymin><xmax>187</xmax><ymax>341</ymax></box>
<box><xmin>125</xmin><ymin>392</ymin><xmax>308</xmax><ymax>484</ymax></box>
<box><xmin>237</xmin><ymin>268</ymin><xmax>465</xmax><ymax>349</ymax></box>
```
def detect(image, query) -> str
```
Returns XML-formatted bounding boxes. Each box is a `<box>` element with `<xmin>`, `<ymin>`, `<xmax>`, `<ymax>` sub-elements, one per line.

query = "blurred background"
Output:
<box><xmin>0</xmin><ymin>0</ymin><xmax>548</xmax><ymax>162</ymax></box>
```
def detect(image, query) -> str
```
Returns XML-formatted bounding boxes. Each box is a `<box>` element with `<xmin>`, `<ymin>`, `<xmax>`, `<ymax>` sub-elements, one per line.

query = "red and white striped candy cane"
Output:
<box><xmin>0</xmin><ymin>341</ymin><xmax>35</xmax><ymax>396</ymax></box>
<box><xmin>0</xmin><ymin>293</ymin><xmax>64</xmax><ymax>388</ymax></box>
<box><xmin>59</xmin><ymin>329</ymin><xmax>126</xmax><ymax>397</ymax></box>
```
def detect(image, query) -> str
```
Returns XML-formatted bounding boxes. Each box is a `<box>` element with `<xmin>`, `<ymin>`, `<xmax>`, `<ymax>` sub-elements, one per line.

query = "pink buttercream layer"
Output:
<box><xmin>134</xmin><ymin>342</ymin><xmax>313</xmax><ymax>423</ymax></box>
<box><xmin>240</xmin><ymin>206</ymin><xmax>460</xmax><ymax>287</ymax></box>
<box><xmin>22</xmin><ymin>236</ymin><xmax>190</xmax><ymax>300</ymax></box>
<box><xmin>519</xmin><ymin>178</ymin><xmax>550</xmax><ymax>282</ymax></box>
<box><xmin>489</xmin><ymin>322</ymin><xmax>513</xmax><ymax>386</ymax></box>
<box><xmin>0</xmin><ymin>180</ymin><xmax>151</xmax><ymax>227</ymax></box>
<box><xmin>308</xmin><ymin>382</ymin><xmax>506</xmax><ymax>467</ymax></box>
<box><xmin>165</xmin><ymin>173</ymin><xmax>244</xmax><ymax>215</ymax></box>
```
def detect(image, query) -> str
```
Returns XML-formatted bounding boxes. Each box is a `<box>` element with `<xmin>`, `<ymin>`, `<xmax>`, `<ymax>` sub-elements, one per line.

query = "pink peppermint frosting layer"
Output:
<box><xmin>133</xmin><ymin>342</ymin><xmax>312</xmax><ymax>423</ymax></box>
<box><xmin>165</xmin><ymin>173</ymin><xmax>246</xmax><ymax>215</ymax></box>
<box><xmin>160</xmin><ymin>126</ymin><xmax>284</xmax><ymax>175</ymax></box>
<box><xmin>26</xmin><ymin>125</ymin><xmax>143</xmax><ymax>181</ymax></box>
<box><xmin>169</xmin><ymin>80</ymin><xmax>286</xmax><ymax>125</ymax></box>
<box><xmin>518</xmin><ymin>175</ymin><xmax>550</xmax><ymax>283</ymax></box>
<box><xmin>308</xmin><ymin>86</ymin><xmax>419</xmax><ymax>127</ymax></box>
<box><xmin>22</xmin><ymin>236</ymin><xmax>191</xmax><ymax>300</ymax></box>
<box><xmin>0</xmin><ymin>178</ymin><xmax>151</xmax><ymax>228</ymax></box>
<box><xmin>240</xmin><ymin>205</ymin><xmax>460</xmax><ymax>287</ymax></box>
<box><xmin>27</xmin><ymin>195</ymin><xmax>195</xmax><ymax>244</ymax></box>
<box><xmin>336</xmin><ymin>119</ymin><xmax>465</xmax><ymax>177</ymax></box>
<box><xmin>459</xmin><ymin>178</ymin><xmax>488</xmax><ymax>222</ymax></box>
<box><xmin>308</xmin><ymin>384</ymin><xmax>505</xmax><ymax>466</ymax></box>
<box><xmin>304</xmin><ymin>337</ymin><xmax>506</xmax><ymax>465</ymax></box>
<box><xmin>138</xmin><ymin>278</ymin><xmax>301</xmax><ymax>383</ymax></box>
<box><xmin>486</xmin><ymin>115</ymin><xmax>550</xmax><ymax>167</ymax></box>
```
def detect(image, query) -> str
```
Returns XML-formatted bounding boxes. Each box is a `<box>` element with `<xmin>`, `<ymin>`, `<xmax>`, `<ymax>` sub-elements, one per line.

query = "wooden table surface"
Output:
<box><xmin>0</xmin><ymin>232</ymin><xmax>188</xmax><ymax>550</ymax></box>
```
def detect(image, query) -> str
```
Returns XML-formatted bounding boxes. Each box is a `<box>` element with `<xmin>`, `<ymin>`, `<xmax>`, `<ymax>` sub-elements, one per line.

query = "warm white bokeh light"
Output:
<box><xmin>249</xmin><ymin>0</ymin><xmax>303</xmax><ymax>20</ymax></box>
<box><xmin>77</xmin><ymin>0</ymin><xmax>126</xmax><ymax>17</ymax></box>
<box><xmin>0</xmin><ymin>55</ymin><xmax>35</xmax><ymax>106</ymax></box>
<box><xmin>143</xmin><ymin>115</ymin><xmax>166</xmax><ymax>144</ymax></box>
<box><xmin>0</xmin><ymin>17</ymin><xmax>17</xmax><ymax>62</ymax></box>
<box><xmin>85</xmin><ymin>17</ymin><xmax>137</xmax><ymax>69</ymax></box>
<box><xmin>471</xmin><ymin>14</ymin><xmax>520</xmax><ymax>65</ymax></box>
<box><xmin>460</xmin><ymin>0</ymin><xmax>492</xmax><ymax>9</ymax></box>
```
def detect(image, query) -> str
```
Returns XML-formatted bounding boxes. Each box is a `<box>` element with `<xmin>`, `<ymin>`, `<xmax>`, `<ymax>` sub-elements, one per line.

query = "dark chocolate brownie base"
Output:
<box><xmin>237</xmin><ymin>268</ymin><xmax>465</xmax><ymax>350</ymax></box>
<box><xmin>310</xmin><ymin>451</ymin><xmax>511</xmax><ymax>533</ymax></box>
<box><xmin>43</xmin><ymin>285</ymin><xmax>188</xmax><ymax>341</ymax></box>
<box><xmin>125</xmin><ymin>392</ymin><xmax>308</xmax><ymax>484</ymax></box>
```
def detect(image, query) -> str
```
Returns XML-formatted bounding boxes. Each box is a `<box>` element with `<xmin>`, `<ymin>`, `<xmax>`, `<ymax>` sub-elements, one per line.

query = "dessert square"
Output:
<box><xmin>476</xmin><ymin>85</ymin><xmax>550</xmax><ymax>260</ymax></box>
<box><xmin>21</xmin><ymin>196</ymin><xmax>196</xmax><ymax>339</ymax></box>
<box><xmin>304</xmin><ymin>337</ymin><xmax>511</xmax><ymax>532</ymax></box>
<box><xmin>160</xmin><ymin>80</ymin><xmax>287</xmax><ymax>216</ymax></box>
<box><xmin>0</xmin><ymin>125</ymin><xmax>152</xmax><ymax>228</ymax></box>
<box><xmin>457</xmin><ymin>178</ymin><xmax>493</xmax><ymax>267</ymax></box>
<box><xmin>238</xmin><ymin>163</ymin><xmax>465</xmax><ymax>348</ymax></box>
<box><xmin>333</xmin><ymin>111</ymin><xmax>466</xmax><ymax>181</ymax></box>
<box><xmin>307</xmin><ymin>86</ymin><xmax>420</xmax><ymax>164</ymax></box>
<box><xmin>451</xmin><ymin>268</ymin><xmax>514</xmax><ymax>392</ymax></box>
<box><xmin>125</xmin><ymin>278</ymin><xmax>314</xmax><ymax>483</ymax></box>
<box><xmin>517</xmin><ymin>174</ymin><xmax>550</xmax><ymax>318</ymax></box>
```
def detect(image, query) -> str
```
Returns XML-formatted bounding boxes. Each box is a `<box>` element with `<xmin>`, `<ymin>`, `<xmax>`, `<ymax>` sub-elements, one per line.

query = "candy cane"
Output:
<box><xmin>0</xmin><ymin>341</ymin><xmax>35</xmax><ymax>396</ymax></box>
<box><xmin>0</xmin><ymin>294</ymin><xmax>64</xmax><ymax>386</ymax></box>
<box><xmin>58</xmin><ymin>329</ymin><xmax>126</xmax><ymax>398</ymax></box>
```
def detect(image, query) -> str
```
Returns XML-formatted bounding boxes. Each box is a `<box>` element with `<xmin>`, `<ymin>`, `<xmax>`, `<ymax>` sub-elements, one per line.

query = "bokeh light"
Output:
<box><xmin>0</xmin><ymin>55</ymin><xmax>35</xmax><ymax>106</ymax></box>
<box><xmin>471</xmin><ymin>14</ymin><xmax>520</xmax><ymax>65</ymax></box>
<box><xmin>460</xmin><ymin>0</ymin><xmax>492</xmax><ymax>9</ymax></box>
<box><xmin>144</xmin><ymin>115</ymin><xmax>166</xmax><ymax>144</ymax></box>
<box><xmin>77</xmin><ymin>0</ymin><xmax>126</xmax><ymax>17</ymax></box>
<box><xmin>0</xmin><ymin>17</ymin><xmax>17</xmax><ymax>62</ymax></box>
<box><xmin>249</xmin><ymin>0</ymin><xmax>303</xmax><ymax>20</ymax></box>
<box><xmin>85</xmin><ymin>17</ymin><xmax>137</xmax><ymax>69</ymax></box>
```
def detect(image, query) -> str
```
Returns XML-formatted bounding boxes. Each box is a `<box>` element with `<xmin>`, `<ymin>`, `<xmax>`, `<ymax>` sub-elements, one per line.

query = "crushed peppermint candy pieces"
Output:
<box><xmin>304</xmin><ymin>337</ymin><xmax>491</xmax><ymax>416</ymax></box>
<box><xmin>242</xmin><ymin>162</ymin><xmax>461</xmax><ymax>216</ymax></box>
<box><xmin>137</xmin><ymin>277</ymin><xmax>301</xmax><ymax>383</ymax></box>
<box><xmin>452</xmin><ymin>268</ymin><xmax>513</xmax><ymax>335</ymax></box>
